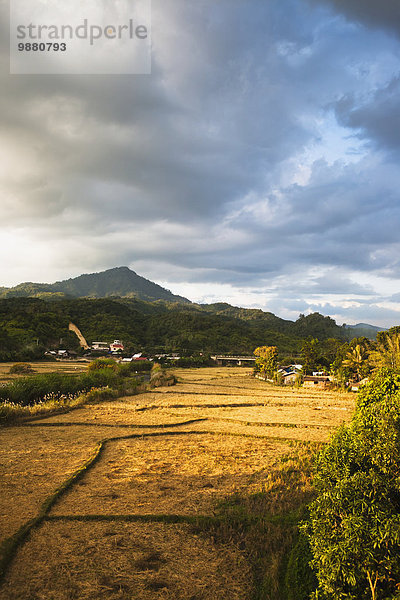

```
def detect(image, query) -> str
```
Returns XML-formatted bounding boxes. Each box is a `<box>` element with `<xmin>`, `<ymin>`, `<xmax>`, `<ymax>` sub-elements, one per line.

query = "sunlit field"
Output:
<box><xmin>0</xmin><ymin>367</ymin><xmax>354</xmax><ymax>599</ymax></box>
<box><xmin>0</xmin><ymin>360</ymin><xmax>88</xmax><ymax>382</ymax></box>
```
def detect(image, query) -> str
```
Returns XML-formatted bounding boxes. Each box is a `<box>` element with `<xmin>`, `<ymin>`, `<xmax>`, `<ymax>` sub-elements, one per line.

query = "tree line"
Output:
<box><xmin>299</xmin><ymin>327</ymin><xmax>400</xmax><ymax>383</ymax></box>
<box><xmin>0</xmin><ymin>297</ymin><xmax>367</xmax><ymax>362</ymax></box>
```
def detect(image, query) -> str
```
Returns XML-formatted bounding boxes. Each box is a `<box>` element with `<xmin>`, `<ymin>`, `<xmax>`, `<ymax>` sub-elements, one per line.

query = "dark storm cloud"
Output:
<box><xmin>1</xmin><ymin>0</ymin><xmax>313</xmax><ymax>229</ymax></box>
<box><xmin>334</xmin><ymin>77</ymin><xmax>400</xmax><ymax>152</ymax></box>
<box><xmin>311</xmin><ymin>0</ymin><xmax>400</xmax><ymax>37</ymax></box>
<box><xmin>2</xmin><ymin>0</ymin><xmax>400</xmax><ymax>326</ymax></box>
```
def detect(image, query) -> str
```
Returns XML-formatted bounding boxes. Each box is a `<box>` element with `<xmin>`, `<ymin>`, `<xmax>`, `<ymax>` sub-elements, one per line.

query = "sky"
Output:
<box><xmin>2</xmin><ymin>0</ymin><xmax>400</xmax><ymax>327</ymax></box>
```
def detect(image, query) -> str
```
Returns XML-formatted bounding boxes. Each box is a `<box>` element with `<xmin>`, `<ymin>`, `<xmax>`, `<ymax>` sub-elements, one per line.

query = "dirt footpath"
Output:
<box><xmin>0</xmin><ymin>368</ymin><xmax>353</xmax><ymax>599</ymax></box>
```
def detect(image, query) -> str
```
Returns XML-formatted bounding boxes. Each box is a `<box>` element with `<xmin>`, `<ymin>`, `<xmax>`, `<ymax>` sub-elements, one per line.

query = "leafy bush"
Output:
<box><xmin>9</xmin><ymin>362</ymin><xmax>34</xmax><ymax>374</ymax></box>
<box><xmin>87</xmin><ymin>358</ymin><xmax>152</xmax><ymax>378</ymax></box>
<box><xmin>116</xmin><ymin>361</ymin><xmax>152</xmax><ymax>377</ymax></box>
<box><xmin>80</xmin><ymin>386</ymin><xmax>118</xmax><ymax>403</ymax></box>
<box><xmin>87</xmin><ymin>358</ymin><xmax>117</xmax><ymax>372</ymax></box>
<box><xmin>128</xmin><ymin>360</ymin><xmax>152</xmax><ymax>372</ymax></box>
<box><xmin>149</xmin><ymin>364</ymin><xmax>177</xmax><ymax>388</ymax></box>
<box><xmin>305</xmin><ymin>368</ymin><xmax>400</xmax><ymax>600</ymax></box>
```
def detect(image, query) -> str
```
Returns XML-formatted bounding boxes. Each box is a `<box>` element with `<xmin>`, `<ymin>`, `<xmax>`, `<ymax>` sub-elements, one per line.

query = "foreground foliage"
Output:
<box><xmin>305</xmin><ymin>369</ymin><xmax>400</xmax><ymax>600</ymax></box>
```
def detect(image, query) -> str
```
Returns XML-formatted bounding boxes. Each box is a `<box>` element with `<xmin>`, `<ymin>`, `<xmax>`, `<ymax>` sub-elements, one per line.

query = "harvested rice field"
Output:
<box><xmin>0</xmin><ymin>360</ymin><xmax>88</xmax><ymax>382</ymax></box>
<box><xmin>2</xmin><ymin>520</ymin><xmax>252</xmax><ymax>600</ymax></box>
<box><xmin>0</xmin><ymin>367</ymin><xmax>355</xmax><ymax>599</ymax></box>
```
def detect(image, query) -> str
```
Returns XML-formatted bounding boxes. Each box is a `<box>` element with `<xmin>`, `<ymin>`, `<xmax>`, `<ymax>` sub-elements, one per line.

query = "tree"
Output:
<box><xmin>331</xmin><ymin>338</ymin><xmax>372</xmax><ymax>386</ymax></box>
<box><xmin>304</xmin><ymin>369</ymin><xmax>400</xmax><ymax>600</ymax></box>
<box><xmin>342</xmin><ymin>342</ymin><xmax>370</xmax><ymax>382</ymax></box>
<box><xmin>253</xmin><ymin>346</ymin><xmax>278</xmax><ymax>380</ymax></box>
<box><xmin>319</xmin><ymin>338</ymin><xmax>343</xmax><ymax>369</ymax></box>
<box><xmin>300</xmin><ymin>338</ymin><xmax>320</xmax><ymax>374</ymax></box>
<box><xmin>370</xmin><ymin>329</ymin><xmax>400</xmax><ymax>372</ymax></box>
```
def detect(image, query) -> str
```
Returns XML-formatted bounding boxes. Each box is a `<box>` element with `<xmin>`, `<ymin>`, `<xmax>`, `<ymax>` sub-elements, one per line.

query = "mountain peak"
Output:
<box><xmin>0</xmin><ymin>267</ymin><xmax>191</xmax><ymax>304</ymax></box>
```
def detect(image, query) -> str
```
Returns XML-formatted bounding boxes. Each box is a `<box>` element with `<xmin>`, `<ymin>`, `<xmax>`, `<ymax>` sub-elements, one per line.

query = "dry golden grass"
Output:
<box><xmin>51</xmin><ymin>433</ymin><xmax>291</xmax><ymax>517</ymax></box>
<box><xmin>0</xmin><ymin>425</ymin><xmax>134</xmax><ymax>542</ymax></box>
<box><xmin>2</xmin><ymin>520</ymin><xmax>252</xmax><ymax>600</ymax></box>
<box><xmin>31</xmin><ymin>367</ymin><xmax>352</xmax><ymax>445</ymax></box>
<box><xmin>0</xmin><ymin>366</ymin><xmax>355</xmax><ymax>599</ymax></box>
<box><xmin>32</xmin><ymin>400</ymin><xmax>204</xmax><ymax>428</ymax></box>
<box><xmin>0</xmin><ymin>360</ymin><xmax>88</xmax><ymax>382</ymax></box>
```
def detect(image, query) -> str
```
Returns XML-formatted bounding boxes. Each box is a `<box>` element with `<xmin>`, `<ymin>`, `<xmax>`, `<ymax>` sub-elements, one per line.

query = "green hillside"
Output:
<box><xmin>0</xmin><ymin>268</ymin><xmax>388</xmax><ymax>361</ymax></box>
<box><xmin>0</xmin><ymin>267</ymin><xmax>190</xmax><ymax>304</ymax></box>
<box><xmin>0</xmin><ymin>296</ymin><xmax>354</xmax><ymax>361</ymax></box>
<box><xmin>345</xmin><ymin>322</ymin><xmax>386</xmax><ymax>340</ymax></box>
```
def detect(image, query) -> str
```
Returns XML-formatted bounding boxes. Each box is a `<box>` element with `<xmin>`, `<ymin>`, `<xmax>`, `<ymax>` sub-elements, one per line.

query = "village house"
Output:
<box><xmin>277</xmin><ymin>364</ymin><xmax>302</xmax><ymax>385</ymax></box>
<box><xmin>281</xmin><ymin>371</ymin><xmax>298</xmax><ymax>385</ymax></box>
<box><xmin>110</xmin><ymin>340</ymin><xmax>124</xmax><ymax>353</ymax></box>
<box><xmin>303</xmin><ymin>375</ymin><xmax>332</xmax><ymax>389</ymax></box>
<box><xmin>91</xmin><ymin>341</ymin><xmax>110</xmax><ymax>351</ymax></box>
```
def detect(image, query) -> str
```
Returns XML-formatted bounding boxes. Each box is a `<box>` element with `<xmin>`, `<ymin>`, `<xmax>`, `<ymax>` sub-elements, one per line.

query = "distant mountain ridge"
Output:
<box><xmin>345</xmin><ymin>322</ymin><xmax>387</xmax><ymax>339</ymax></box>
<box><xmin>346</xmin><ymin>323</ymin><xmax>386</xmax><ymax>332</ymax></box>
<box><xmin>0</xmin><ymin>267</ymin><xmax>191</xmax><ymax>304</ymax></box>
<box><xmin>0</xmin><ymin>267</ymin><xmax>387</xmax><ymax>339</ymax></box>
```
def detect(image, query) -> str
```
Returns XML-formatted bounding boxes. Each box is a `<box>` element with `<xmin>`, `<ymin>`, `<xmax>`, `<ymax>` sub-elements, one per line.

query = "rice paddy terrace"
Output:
<box><xmin>0</xmin><ymin>367</ymin><xmax>354</xmax><ymax>599</ymax></box>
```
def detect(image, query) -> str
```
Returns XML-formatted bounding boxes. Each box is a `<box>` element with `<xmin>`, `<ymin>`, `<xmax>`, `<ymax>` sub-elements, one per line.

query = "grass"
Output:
<box><xmin>1</xmin><ymin>520</ymin><xmax>252</xmax><ymax>600</ymax></box>
<box><xmin>0</xmin><ymin>359</ymin><xmax>154</xmax><ymax>424</ymax></box>
<box><xmin>0</xmin><ymin>369</ymin><xmax>125</xmax><ymax>406</ymax></box>
<box><xmin>191</xmin><ymin>442</ymin><xmax>321</xmax><ymax>600</ymax></box>
<box><xmin>0</xmin><ymin>366</ymin><xmax>354</xmax><ymax>599</ymax></box>
<box><xmin>0</xmin><ymin>387</ymin><xmax>118</xmax><ymax>425</ymax></box>
<box><xmin>0</xmin><ymin>360</ymin><xmax>88</xmax><ymax>383</ymax></box>
<box><xmin>0</xmin><ymin>437</ymin><xmax>105</xmax><ymax>582</ymax></box>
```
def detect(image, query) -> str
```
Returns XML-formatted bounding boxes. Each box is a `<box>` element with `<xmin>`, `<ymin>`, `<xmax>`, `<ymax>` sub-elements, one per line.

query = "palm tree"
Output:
<box><xmin>370</xmin><ymin>332</ymin><xmax>400</xmax><ymax>372</ymax></box>
<box><xmin>342</xmin><ymin>343</ymin><xmax>369</xmax><ymax>382</ymax></box>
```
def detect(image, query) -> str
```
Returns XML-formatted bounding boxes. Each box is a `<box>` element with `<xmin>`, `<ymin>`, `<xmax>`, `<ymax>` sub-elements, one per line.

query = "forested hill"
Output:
<box><xmin>0</xmin><ymin>296</ymin><xmax>380</xmax><ymax>362</ymax></box>
<box><xmin>0</xmin><ymin>267</ymin><xmax>190</xmax><ymax>304</ymax></box>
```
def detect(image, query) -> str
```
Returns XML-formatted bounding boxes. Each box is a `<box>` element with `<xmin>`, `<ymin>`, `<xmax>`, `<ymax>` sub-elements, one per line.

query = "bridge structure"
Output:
<box><xmin>211</xmin><ymin>355</ymin><xmax>256</xmax><ymax>366</ymax></box>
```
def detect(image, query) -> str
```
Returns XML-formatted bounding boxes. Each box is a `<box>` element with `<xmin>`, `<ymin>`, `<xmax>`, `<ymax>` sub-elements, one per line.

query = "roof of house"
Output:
<box><xmin>351</xmin><ymin>377</ymin><xmax>369</xmax><ymax>390</ymax></box>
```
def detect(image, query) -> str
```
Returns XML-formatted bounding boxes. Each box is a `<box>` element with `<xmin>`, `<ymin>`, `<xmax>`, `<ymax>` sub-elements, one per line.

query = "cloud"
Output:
<box><xmin>1</xmin><ymin>0</ymin><xmax>400</xmax><ymax>327</ymax></box>
<box><xmin>309</xmin><ymin>0</ymin><xmax>400</xmax><ymax>37</ymax></box>
<box><xmin>334</xmin><ymin>77</ymin><xmax>400</xmax><ymax>152</ymax></box>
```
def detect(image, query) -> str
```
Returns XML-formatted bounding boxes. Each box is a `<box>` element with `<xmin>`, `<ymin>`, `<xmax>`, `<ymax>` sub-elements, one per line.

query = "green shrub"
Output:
<box><xmin>305</xmin><ymin>368</ymin><xmax>400</xmax><ymax>600</ymax></box>
<box><xmin>87</xmin><ymin>358</ymin><xmax>117</xmax><ymax>372</ymax></box>
<box><xmin>149</xmin><ymin>366</ymin><xmax>177</xmax><ymax>388</ymax></box>
<box><xmin>128</xmin><ymin>360</ymin><xmax>152</xmax><ymax>372</ymax></box>
<box><xmin>9</xmin><ymin>363</ymin><xmax>34</xmax><ymax>375</ymax></box>
<box><xmin>80</xmin><ymin>386</ymin><xmax>118</xmax><ymax>403</ymax></box>
<box><xmin>285</xmin><ymin>531</ymin><xmax>317</xmax><ymax>600</ymax></box>
<box><xmin>116</xmin><ymin>361</ymin><xmax>151</xmax><ymax>377</ymax></box>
